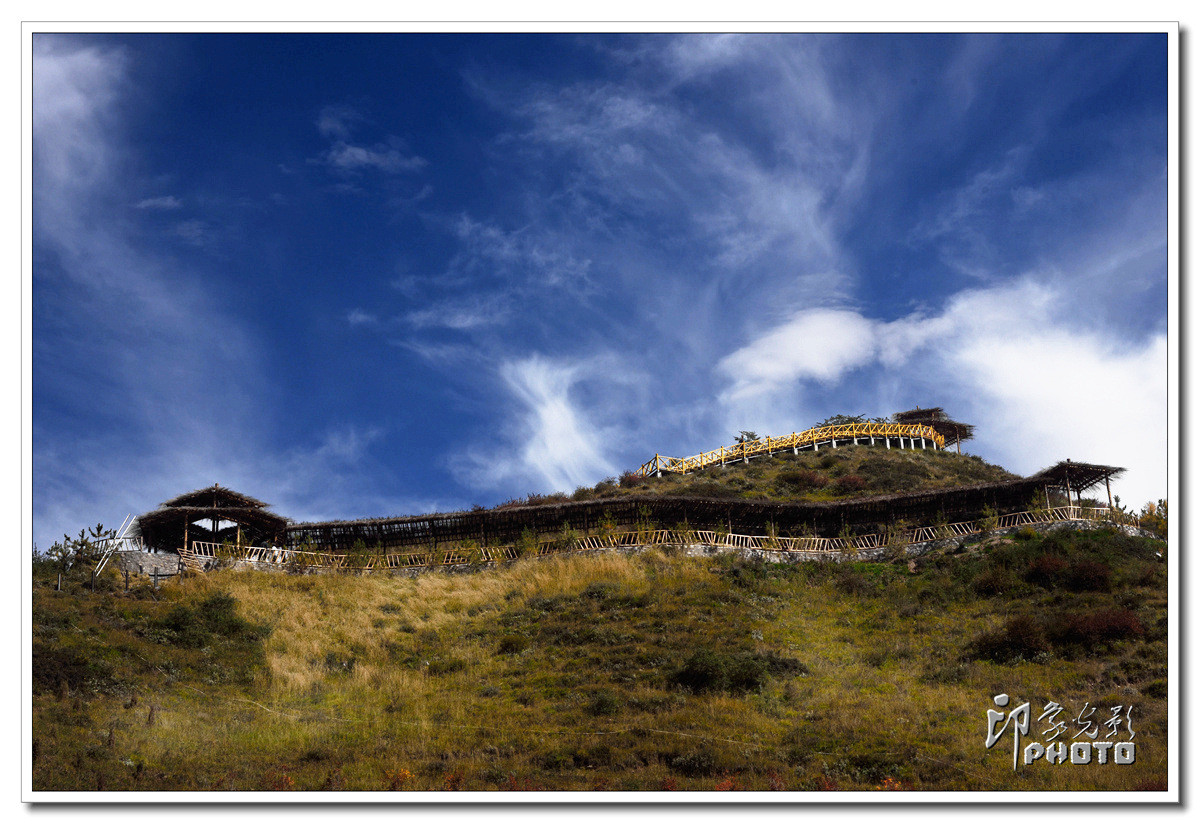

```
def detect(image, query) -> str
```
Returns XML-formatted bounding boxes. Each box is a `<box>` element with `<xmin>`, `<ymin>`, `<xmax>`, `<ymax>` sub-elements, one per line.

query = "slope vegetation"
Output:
<box><xmin>32</xmin><ymin>524</ymin><xmax>1167</xmax><ymax>792</ymax></box>
<box><xmin>507</xmin><ymin>445</ymin><xmax>1020</xmax><ymax>508</ymax></box>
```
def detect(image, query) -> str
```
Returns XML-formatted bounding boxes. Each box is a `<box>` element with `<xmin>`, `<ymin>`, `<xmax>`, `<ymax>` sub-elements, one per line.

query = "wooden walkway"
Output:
<box><xmin>638</xmin><ymin>422</ymin><xmax>947</xmax><ymax>477</ymax></box>
<box><xmin>176</xmin><ymin>505</ymin><xmax>1133</xmax><ymax>574</ymax></box>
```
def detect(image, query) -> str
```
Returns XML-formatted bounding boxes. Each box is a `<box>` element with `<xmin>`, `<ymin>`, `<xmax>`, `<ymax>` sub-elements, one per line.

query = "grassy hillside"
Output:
<box><xmin>502</xmin><ymin>445</ymin><xmax>1020</xmax><ymax>508</ymax></box>
<box><xmin>31</xmin><ymin>525</ymin><xmax>1168</xmax><ymax>792</ymax></box>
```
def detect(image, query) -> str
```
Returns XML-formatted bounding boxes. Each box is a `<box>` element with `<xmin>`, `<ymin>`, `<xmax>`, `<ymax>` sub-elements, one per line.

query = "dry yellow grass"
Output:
<box><xmin>32</xmin><ymin>527</ymin><xmax>1169</xmax><ymax>793</ymax></box>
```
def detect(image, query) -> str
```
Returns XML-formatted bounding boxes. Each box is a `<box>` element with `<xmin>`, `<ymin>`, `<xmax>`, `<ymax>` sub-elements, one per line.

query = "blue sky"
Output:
<box><xmin>31</xmin><ymin>32</ymin><xmax>1169</xmax><ymax>550</ymax></box>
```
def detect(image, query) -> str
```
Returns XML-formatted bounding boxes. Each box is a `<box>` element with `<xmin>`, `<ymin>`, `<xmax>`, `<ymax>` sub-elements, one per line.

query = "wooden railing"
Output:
<box><xmin>638</xmin><ymin>422</ymin><xmax>946</xmax><ymax>477</ymax></box>
<box><xmin>177</xmin><ymin>506</ymin><xmax>1133</xmax><ymax>574</ymax></box>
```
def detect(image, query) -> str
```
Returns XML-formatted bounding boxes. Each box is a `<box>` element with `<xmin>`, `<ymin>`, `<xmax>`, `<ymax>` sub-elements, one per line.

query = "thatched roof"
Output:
<box><xmin>1027</xmin><ymin>460</ymin><xmax>1125</xmax><ymax>491</ymax></box>
<box><xmin>161</xmin><ymin>484</ymin><xmax>271</xmax><ymax>509</ymax></box>
<box><xmin>136</xmin><ymin>485</ymin><xmax>288</xmax><ymax>551</ymax></box>
<box><xmin>138</xmin><ymin>505</ymin><xmax>290</xmax><ymax>535</ymax></box>
<box><xmin>892</xmin><ymin>407</ymin><xmax>975</xmax><ymax>446</ymax></box>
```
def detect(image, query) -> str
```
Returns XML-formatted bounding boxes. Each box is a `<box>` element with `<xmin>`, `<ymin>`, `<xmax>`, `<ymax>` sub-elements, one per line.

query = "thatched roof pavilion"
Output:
<box><xmin>136</xmin><ymin>484</ymin><xmax>288</xmax><ymax>552</ymax></box>
<box><xmin>892</xmin><ymin>407</ymin><xmax>975</xmax><ymax>451</ymax></box>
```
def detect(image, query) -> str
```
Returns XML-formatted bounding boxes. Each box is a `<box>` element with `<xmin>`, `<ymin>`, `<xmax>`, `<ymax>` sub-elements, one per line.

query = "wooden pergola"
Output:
<box><xmin>135</xmin><ymin>485</ymin><xmax>289</xmax><ymax>553</ymax></box>
<box><xmin>281</xmin><ymin>460</ymin><xmax>1126</xmax><ymax>550</ymax></box>
<box><xmin>141</xmin><ymin>460</ymin><xmax>1126</xmax><ymax>555</ymax></box>
<box><xmin>1027</xmin><ymin>459</ymin><xmax>1126</xmax><ymax>509</ymax></box>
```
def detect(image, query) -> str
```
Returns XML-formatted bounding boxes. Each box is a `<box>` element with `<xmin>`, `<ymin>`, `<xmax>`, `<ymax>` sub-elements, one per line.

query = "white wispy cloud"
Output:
<box><xmin>347</xmin><ymin>308</ymin><xmax>378</xmax><ymax>326</ymax></box>
<box><xmin>172</xmin><ymin>218</ymin><xmax>212</xmax><ymax>247</ymax></box>
<box><xmin>321</xmin><ymin>139</ymin><xmax>427</xmax><ymax>174</ymax></box>
<box><xmin>452</xmin><ymin>356</ymin><xmax>618</xmax><ymax>494</ymax></box>
<box><xmin>134</xmin><ymin>195</ymin><xmax>183</xmax><ymax>210</ymax></box>
<box><xmin>451</xmin><ymin>216</ymin><xmax>594</xmax><ymax>290</ymax></box>
<box><xmin>405</xmin><ymin>294</ymin><xmax>510</xmax><ymax>330</ymax></box>
<box><xmin>715</xmin><ymin>278</ymin><xmax>1167</xmax><ymax>508</ymax></box>
<box><xmin>717</xmin><ymin>308</ymin><xmax>878</xmax><ymax>401</ymax></box>
<box><xmin>312</xmin><ymin>105</ymin><xmax>426</xmax><ymax>176</ymax></box>
<box><xmin>31</xmin><ymin>39</ymin><xmax>409</xmax><ymax>550</ymax></box>
<box><xmin>316</xmin><ymin>105</ymin><xmax>361</xmax><ymax>141</ymax></box>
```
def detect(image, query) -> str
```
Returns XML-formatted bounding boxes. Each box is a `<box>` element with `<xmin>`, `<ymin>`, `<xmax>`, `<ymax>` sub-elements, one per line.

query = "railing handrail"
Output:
<box><xmin>638</xmin><ymin>422</ymin><xmax>946</xmax><ymax>476</ymax></box>
<box><xmin>178</xmin><ymin>505</ymin><xmax>1136</xmax><ymax>573</ymax></box>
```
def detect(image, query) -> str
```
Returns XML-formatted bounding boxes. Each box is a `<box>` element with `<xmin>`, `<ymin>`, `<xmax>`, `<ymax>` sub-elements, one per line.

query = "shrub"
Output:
<box><xmin>1143</xmin><ymin>680</ymin><xmax>1168</xmax><ymax>699</ymax></box>
<box><xmin>833</xmin><ymin>474</ymin><xmax>868</xmax><ymax>495</ymax></box>
<box><xmin>778</xmin><ymin>469</ymin><xmax>825</xmax><ymax>491</ymax></box>
<box><xmin>586</xmin><ymin>689</ymin><xmax>622</xmax><ymax>716</ymax></box>
<box><xmin>515</xmin><ymin>529</ymin><xmax>539</xmax><ymax>559</ymax></box>
<box><xmin>497</xmin><ymin>635</ymin><xmax>529</xmax><ymax>655</ymax></box>
<box><xmin>158</xmin><ymin>593</ymin><xmax>268</xmax><ymax>648</ymax></box>
<box><xmin>968</xmin><ymin>615</ymin><xmax>1050</xmax><ymax>663</ymax></box>
<box><xmin>1049</xmin><ymin>609</ymin><xmax>1144</xmax><ymax>651</ymax></box>
<box><xmin>1064</xmin><ymin>560</ymin><xmax>1112</xmax><ymax>592</ymax></box>
<box><xmin>1025</xmin><ymin>554</ymin><xmax>1068</xmax><ymax>588</ymax></box>
<box><xmin>757</xmin><ymin>651</ymin><xmax>809</xmax><ymax>677</ymax></box>
<box><xmin>671</xmin><ymin>649</ymin><xmax>800</xmax><ymax>694</ymax></box>
<box><xmin>31</xmin><ymin>643</ymin><xmax>114</xmax><ymax>694</ymax></box>
<box><xmin>670</xmin><ymin>751</ymin><xmax>717</xmax><ymax>777</ymax></box>
<box><xmin>427</xmin><ymin>657</ymin><xmax>466</xmax><ymax>675</ymax></box>
<box><xmin>673</xmin><ymin>650</ymin><xmax>728</xmax><ymax>693</ymax></box>
<box><xmin>970</xmin><ymin>568</ymin><xmax>1018</xmax><ymax>596</ymax></box>
<box><xmin>834</xmin><ymin>567</ymin><xmax>871</xmax><ymax>596</ymax></box>
<box><xmin>619</xmin><ymin>471</ymin><xmax>645</xmax><ymax>489</ymax></box>
<box><xmin>725</xmin><ymin>655</ymin><xmax>770</xmax><ymax>693</ymax></box>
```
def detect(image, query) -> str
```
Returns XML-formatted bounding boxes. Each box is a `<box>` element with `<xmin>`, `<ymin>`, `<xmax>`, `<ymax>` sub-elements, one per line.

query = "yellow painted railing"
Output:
<box><xmin>637</xmin><ymin>422</ymin><xmax>946</xmax><ymax>477</ymax></box>
<box><xmin>178</xmin><ymin>506</ymin><xmax>1133</xmax><ymax>573</ymax></box>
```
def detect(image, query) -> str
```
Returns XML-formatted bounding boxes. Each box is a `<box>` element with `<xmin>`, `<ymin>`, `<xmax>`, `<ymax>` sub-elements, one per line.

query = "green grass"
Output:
<box><xmin>554</xmin><ymin>445</ymin><xmax>1019</xmax><ymax>505</ymax></box>
<box><xmin>31</xmin><ymin>526</ymin><xmax>1168</xmax><ymax>792</ymax></box>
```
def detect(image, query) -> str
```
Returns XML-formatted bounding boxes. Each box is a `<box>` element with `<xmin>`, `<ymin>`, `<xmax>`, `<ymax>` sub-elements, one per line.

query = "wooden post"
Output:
<box><xmin>236</xmin><ymin>524</ymin><xmax>241</xmax><ymax>551</ymax></box>
<box><xmin>57</xmin><ymin>573</ymin><xmax>62</xmax><ymax>591</ymax></box>
<box><xmin>1105</xmin><ymin>476</ymin><xmax>1113</xmax><ymax>510</ymax></box>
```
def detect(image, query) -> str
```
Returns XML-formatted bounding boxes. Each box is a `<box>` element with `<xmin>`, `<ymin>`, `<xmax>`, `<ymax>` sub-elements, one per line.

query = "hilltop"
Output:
<box><xmin>500</xmin><ymin>444</ymin><xmax>1021</xmax><ymax>508</ymax></box>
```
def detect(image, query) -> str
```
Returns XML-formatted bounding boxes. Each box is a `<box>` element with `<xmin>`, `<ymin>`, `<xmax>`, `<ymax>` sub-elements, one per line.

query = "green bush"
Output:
<box><xmin>497</xmin><ymin>635</ymin><xmax>529</xmax><ymax>655</ymax></box>
<box><xmin>1144</xmin><ymin>680</ymin><xmax>1168</xmax><ymax>699</ymax></box>
<box><xmin>672</xmin><ymin>649</ymin><xmax>803</xmax><ymax>694</ymax></box>
<box><xmin>674</xmin><ymin>649</ymin><xmax>728</xmax><ymax>693</ymax></box>
<box><xmin>586</xmin><ymin>689</ymin><xmax>623</xmax><ymax>716</ymax></box>
<box><xmin>31</xmin><ymin>643</ymin><xmax>114</xmax><ymax>694</ymax></box>
<box><xmin>156</xmin><ymin>593</ymin><xmax>267</xmax><ymax>648</ymax></box>
<box><xmin>670</xmin><ymin>750</ymin><xmax>717</xmax><ymax>777</ymax></box>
